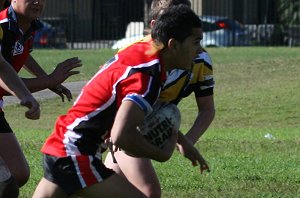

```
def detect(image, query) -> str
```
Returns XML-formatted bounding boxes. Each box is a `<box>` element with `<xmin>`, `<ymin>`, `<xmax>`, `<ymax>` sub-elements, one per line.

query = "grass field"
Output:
<box><xmin>4</xmin><ymin>47</ymin><xmax>300</xmax><ymax>197</ymax></box>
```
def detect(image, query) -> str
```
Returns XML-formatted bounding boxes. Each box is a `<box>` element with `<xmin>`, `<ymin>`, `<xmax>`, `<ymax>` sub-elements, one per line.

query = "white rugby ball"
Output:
<box><xmin>137</xmin><ymin>101</ymin><xmax>181</xmax><ymax>148</ymax></box>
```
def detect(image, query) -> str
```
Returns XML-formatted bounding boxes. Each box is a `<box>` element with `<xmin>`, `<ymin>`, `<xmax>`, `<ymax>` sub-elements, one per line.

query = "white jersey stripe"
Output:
<box><xmin>88</xmin><ymin>156</ymin><xmax>103</xmax><ymax>182</ymax></box>
<box><xmin>64</xmin><ymin>59</ymin><xmax>158</xmax><ymax>155</ymax></box>
<box><xmin>71</xmin><ymin>155</ymin><xmax>86</xmax><ymax>188</ymax></box>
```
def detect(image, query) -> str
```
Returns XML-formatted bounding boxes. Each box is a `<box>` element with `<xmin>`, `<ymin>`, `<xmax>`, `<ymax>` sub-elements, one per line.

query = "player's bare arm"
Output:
<box><xmin>185</xmin><ymin>95</ymin><xmax>215</xmax><ymax>144</ymax></box>
<box><xmin>176</xmin><ymin>132</ymin><xmax>210</xmax><ymax>173</ymax></box>
<box><xmin>111</xmin><ymin>100</ymin><xmax>177</xmax><ymax>162</ymax></box>
<box><xmin>24</xmin><ymin>55</ymin><xmax>73</xmax><ymax>102</ymax></box>
<box><xmin>0</xmin><ymin>55</ymin><xmax>40</xmax><ymax>120</ymax></box>
<box><xmin>21</xmin><ymin>57</ymin><xmax>82</xmax><ymax>93</ymax></box>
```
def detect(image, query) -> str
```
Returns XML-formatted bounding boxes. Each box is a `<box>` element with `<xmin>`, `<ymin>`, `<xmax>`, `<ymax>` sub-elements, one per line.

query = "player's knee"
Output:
<box><xmin>143</xmin><ymin>185</ymin><xmax>161</xmax><ymax>198</ymax></box>
<box><xmin>0</xmin><ymin>176</ymin><xmax>19</xmax><ymax>198</ymax></box>
<box><xmin>147</xmin><ymin>190</ymin><xmax>161</xmax><ymax>198</ymax></box>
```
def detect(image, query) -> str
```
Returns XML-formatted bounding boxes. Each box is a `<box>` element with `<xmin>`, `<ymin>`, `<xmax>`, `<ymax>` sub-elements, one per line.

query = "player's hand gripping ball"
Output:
<box><xmin>137</xmin><ymin>101</ymin><xmax>181</xmax><ymax>148</ymax></box>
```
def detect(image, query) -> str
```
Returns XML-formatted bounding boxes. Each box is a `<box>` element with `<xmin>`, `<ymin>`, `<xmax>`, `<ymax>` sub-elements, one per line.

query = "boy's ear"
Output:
<box><xmin>150</xmin><ymin>20</ymin><xmax>156</xmax><ymax>28</ymax></box>
<box><xmin>167</xmin><ymin>38</ymin><xmax>179</xmax><ymax>50</ymax></box>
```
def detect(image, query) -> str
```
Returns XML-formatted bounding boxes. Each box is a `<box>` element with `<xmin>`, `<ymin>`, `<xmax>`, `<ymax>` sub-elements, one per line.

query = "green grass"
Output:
<box><xmin>19</xmin><ymin>49</ymin><xmax>117</xmax><ymax>81</ymax></box>
<box><xmin>4</xmin><ymin>47</ymin><xmax>300</xmax><ymax>197</ymax></box>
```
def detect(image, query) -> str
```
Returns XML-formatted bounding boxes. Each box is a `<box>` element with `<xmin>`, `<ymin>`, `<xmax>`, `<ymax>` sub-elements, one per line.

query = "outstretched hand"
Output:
<box><xmin>49</xmin><ymin>57</ymin><xmax>82</xmax><ymax>88</ymax></box>
<box><xmin>50</xmin><ymin>84</ymin><xmax>72</xmax><ymax>102</ymax></box>
<box><xmin>176</xmin><ymin>136</ymin><xmax>210</xmax><ymax>174</ymax></box>
<box><xmin>20</xmin><ymin>95</ymin><xmax>40</xmax><ymax>120</ymax></box>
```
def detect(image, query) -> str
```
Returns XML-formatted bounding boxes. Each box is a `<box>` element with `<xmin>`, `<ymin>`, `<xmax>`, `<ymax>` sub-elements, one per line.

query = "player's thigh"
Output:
<box><xmin>0</xmin><ymin>133</ymin><xmax>29</xmax><ymax>179</ymax></box>
<box><xmin>72</xmin><ymin>174</ymin><xmax>146</xmax><ymax>198</ymax></box>
<box><xmin>32</xmin><ymin>177</ymin><xmax>67</xmax><ymax>198</ymax></box>
<box><xmin>114</xmin><ymin>150</ymin><xmax>160</xmax><ymax>189</ymax></box>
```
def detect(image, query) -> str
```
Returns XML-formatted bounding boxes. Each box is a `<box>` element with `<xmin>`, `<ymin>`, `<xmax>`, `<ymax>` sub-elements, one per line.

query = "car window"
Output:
<box><xmin>233</xmin><ymin>20</ymin><xmax>245</xmax><ymax>31</ymax></box>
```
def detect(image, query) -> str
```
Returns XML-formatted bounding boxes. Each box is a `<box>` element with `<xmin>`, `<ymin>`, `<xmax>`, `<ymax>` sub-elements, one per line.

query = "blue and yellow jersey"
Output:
<box><xmin>117</xmin><ymin>36</ymin><xmax>214</xmax><ymax>105</ymax></box>
<box><xmin>160</xmin><ymin>51</ymin><xmax>214</xmax><ymax>104</ymax></box>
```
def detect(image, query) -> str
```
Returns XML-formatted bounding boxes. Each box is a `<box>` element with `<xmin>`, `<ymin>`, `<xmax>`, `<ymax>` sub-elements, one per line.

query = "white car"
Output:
<box><xmin>200</xmin><ymin>15</ymin><xmax>251</xmax><ymax>47</ymax></box>
<box><xmin>112</xmin><ymin>15</ymin><xmax>251</xmax><ymax>49</ymax></box>
<box><xmin>111</xmin><ymin>34</ymin><xmax>144</xmax><ymax>49</ymax></box>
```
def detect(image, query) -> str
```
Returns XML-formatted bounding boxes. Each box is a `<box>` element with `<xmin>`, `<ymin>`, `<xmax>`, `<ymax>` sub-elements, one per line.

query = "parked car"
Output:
<box><xmin>200</xmin><ymin>15</ymin><xmax>251</xmax><ymax>47</ymax></box>
<box><xmin>111</xmin><ymin>15</ymin><xmax>251</xmax><ymax>49</ymax></box>
<box><xmin>33</xmin><ymin>20</ymin><xmax>67</xmax><ymax>49</ymax></box>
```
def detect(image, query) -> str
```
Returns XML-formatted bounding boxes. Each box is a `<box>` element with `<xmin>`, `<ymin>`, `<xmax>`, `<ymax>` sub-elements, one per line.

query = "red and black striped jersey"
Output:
<box><xmin>41</xmin><ymin>37</ymin><xmax>167</xmax><ymax>157</ymax></box>
<box><xmin>0</xmin><ymin>6</ymin><xmax>42</xmax><ymax>102</ymax></box>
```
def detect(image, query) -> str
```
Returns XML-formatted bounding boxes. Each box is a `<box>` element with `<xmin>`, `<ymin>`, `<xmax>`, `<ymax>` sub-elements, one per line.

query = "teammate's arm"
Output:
<box><xmin>0</xmin><ymin>54</ymin><xmax>40</xmax><ymax>119</ymax></box>
<box><xmin>23</xmin><ymin>55</ymin><xmax>80</xmax><ymax>101</ymax></box>
<box><xmin>176</xmin><ymin>132</ymin><xmax>210</xmax><ymax>173</ymax></box>
<box><xmin>19</xmin><ymin>56</ymin><xmax>81</xmax><ymax>94</ymax></box>
<box><xmin>185</xmin><ymin>95</ymin><xmax>215</xmax><ymax>144</ymax></box>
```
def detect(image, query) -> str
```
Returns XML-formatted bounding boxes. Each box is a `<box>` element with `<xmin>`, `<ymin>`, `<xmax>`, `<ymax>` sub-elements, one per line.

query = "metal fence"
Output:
<box><xmin>38</xmin><ymin>0</ymin><xmax>300</xmax><ymax>49</ymax></box>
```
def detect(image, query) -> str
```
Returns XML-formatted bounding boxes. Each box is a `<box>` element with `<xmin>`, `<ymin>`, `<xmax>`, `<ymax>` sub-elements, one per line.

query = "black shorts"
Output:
<box><xmin>42</xmin><ymin>154</ymin><xmax>115</xmax><ymax>195</ymax></box>
<box><xmin>0</xmin><ymin>112</ymin><xmax>13</xmax><ymax>133</ymax></box>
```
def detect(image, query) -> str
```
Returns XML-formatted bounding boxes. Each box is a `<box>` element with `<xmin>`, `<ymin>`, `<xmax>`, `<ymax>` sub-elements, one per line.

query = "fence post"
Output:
<box><xmin>69</xmin><ymin>0</ymin><xmax>75</xmax><ymax>49</ymax></box>
<box><xmin>263</xmin><ymin>0</ymin><xmax>270</xmax><ymax>46</ymax></box>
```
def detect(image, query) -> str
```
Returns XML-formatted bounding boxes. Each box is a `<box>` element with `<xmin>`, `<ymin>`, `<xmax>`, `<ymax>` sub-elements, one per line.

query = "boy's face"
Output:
<box><xmin>13</xmin><ymin>0</ymin><xmax>45</xmax><ymax>21</ymax></box>
<box><xmin>172</xmin><ymin>27</ymin><xmax>203</xmax><ymax>70</ymax></box>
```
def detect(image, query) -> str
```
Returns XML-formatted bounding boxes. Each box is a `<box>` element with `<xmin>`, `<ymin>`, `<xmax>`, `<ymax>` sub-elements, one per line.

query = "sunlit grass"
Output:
<box><xmin>4</xmin><ymin>47</ymin><xmax>300</xmax><ymax>197</ymax></box>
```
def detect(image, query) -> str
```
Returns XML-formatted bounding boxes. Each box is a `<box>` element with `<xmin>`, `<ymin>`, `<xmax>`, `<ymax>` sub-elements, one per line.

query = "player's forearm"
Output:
<box><xmin>21</xmin><ymin>75</ymin><xmax>56</xmax><ymax>93</ymax></box>
<box><xmin>111</xmin><ymin>117</ymin><xmax>172</xmax><ymax>162</ymax></box>
<box><xmin>0</xmin><ymin>60</ymin><xmax>33</xmax><ymax>98</ymax></box>
<box><xmin>185</xmin><ymin>108</ymin><xmax>215</xmax><ymax>144</ymax></box>
<box><xmin>176</xmin><ymin>131</ymin><xmax>188</xmax><ymax>145</ymax></box>
<box><xmin>111</xmin><ymin>100</ymin><xmax>173</xmax><ymax>162</ymax></box>
<box><xmin>115</xmin><ymin>129</ymin><xmax>172</xmax><ymax>162</ymax></box>
<box><xmin>23</xmin><ymin>55</ymin><xmax>48</xmax><ymax>77</ymax></box>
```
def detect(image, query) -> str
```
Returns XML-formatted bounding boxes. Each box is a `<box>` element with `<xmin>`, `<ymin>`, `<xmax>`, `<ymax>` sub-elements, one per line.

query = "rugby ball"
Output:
<box><xmin>137</xmin><ymin>101</ymin><xmax>181</xmax><ymax>148</ymax></box>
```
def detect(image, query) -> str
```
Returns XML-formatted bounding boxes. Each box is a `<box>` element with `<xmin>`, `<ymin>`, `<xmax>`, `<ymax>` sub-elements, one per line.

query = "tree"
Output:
<box><xmin>276</xmin><ymin>0</ymin><xmax>300</xmax><ymax>26</ymax></box>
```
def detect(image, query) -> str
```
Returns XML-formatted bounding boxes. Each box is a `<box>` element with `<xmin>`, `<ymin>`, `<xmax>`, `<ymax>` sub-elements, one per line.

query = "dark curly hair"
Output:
<box><xmin>149</xmin><ymin>0</ymin><xmax>191</xmax><ymax>22</ymax></box>
<box><xmin>151</xmin><ymin>4</ymin><xmax>202</xmax><ymax>47</ymax></box>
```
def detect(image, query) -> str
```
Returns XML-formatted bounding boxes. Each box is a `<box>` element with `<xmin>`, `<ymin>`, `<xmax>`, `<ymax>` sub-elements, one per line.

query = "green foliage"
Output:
<box><xmin>276</xmin><ymin>0</ymin><xmax>300</xmax><ymax>25</ymax></box>
<box><xmin>4</xmin><ymin>47</ymin><xmax>300</xmax><ymax>197</ymax></box>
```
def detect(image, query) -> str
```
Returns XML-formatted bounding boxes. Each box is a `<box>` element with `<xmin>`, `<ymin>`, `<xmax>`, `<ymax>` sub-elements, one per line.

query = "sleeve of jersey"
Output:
<box><xmin>117</xmin><ymin>72</ymin><xmax>160</xmax><ymax>116</ymax></box>
<box><xmin>193</xmin><ymin>53</ymin><xmax>215</xmax><ymax>97</ymax></box>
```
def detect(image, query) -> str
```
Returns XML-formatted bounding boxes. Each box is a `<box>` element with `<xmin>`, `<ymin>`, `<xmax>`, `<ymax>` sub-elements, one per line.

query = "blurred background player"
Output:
<box><xmin>0</xmin><ymin>15</ymin><xmax>40</xmax><ymax>198</ymax></box>
<box><xmin>104</xmin><ymin>0</ymin><xmax>215</xmax><ymax>197</ymax></box>
<box><xmin>0</xmin><ymin>0</ymin><xmax>82</xmax><ymax>197</ymax></box>
<box><xmin>33</xmin><ymin>5</ymin><xmax>205</xmax><ymax>198</ymax></box>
